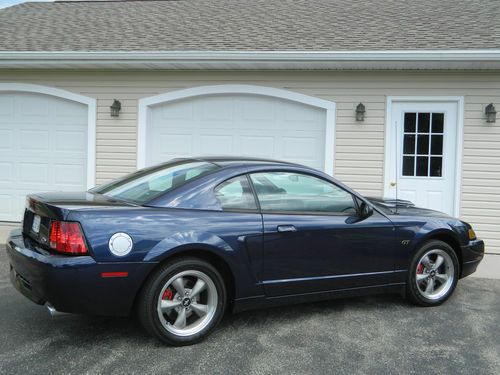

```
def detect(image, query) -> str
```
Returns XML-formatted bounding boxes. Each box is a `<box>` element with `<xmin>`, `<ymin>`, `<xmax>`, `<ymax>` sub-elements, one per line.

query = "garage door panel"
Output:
<box><xmin>0</xmin><ymin>162</ymin><xmax>12</xmax><ymax>182</ymax></box>
<box><xmin>239</xmin><ymin>136</ymin><xmax>275</xmax><ymax>157</ymax></box>
<box><xmin>284</xmin><ymin>102</ymin><xmax>324</xmax><ymax>122</ymax></box>
<box><xmin>54</xmin><ymin>130</ymin><xmax>86</xmax><ymax>152</ymax></box>
<box><xmin>54</xmin><ymin>100</ymin><xmax>88</xmax><ymax>118</ymax></box>
<box><xmin>199</xmin><ymin>135</ymin><xmax>234</xmax><ymax>154</ymax></box>
<box><xmin>0</xmin><ymin>92</ymin><xmax>88</xmax><ymax>221</ymax></box>
<box><xmin>20</xmin><ymin>130</ymin><xmax>50</xmax><ymax>151</ymax></box>
<box><xmin>15</xmin><ymin>96</ymin><xmax>51</xmax><ymax>117</ymax></box>
<box><xmin>241</xmin><ymin>99</ymin><xmax>276</xmax><ymax>121</ymax></box>
<box><xmin>195</xmin><ymin>119</ymin><xmax>236</xmax><ymax>130</ymax></box>
<box><xmin>152</xmin><ymin>133</ymin><xmax>193</xmax><ymax>162</ymax></box>
<box><xmin>148</xmin><ymin>94</ymin><xmax>327</xmax><ymax>171</ymax></box>
<box><xmin>238</xmin><ymin>121</ymin><xmax>283</xmax><ymax>131</ymax></box>
<box><xmin>0</xmin><ymin>130</ymin><xmax>13</xmax><ymax>149</ymax></box>
<box><xmin>159</xmin><ymin>100</ymin><xmax>194</xmax><ymax>120</ymax></box>
<box><xmin>0</xmin><ymin>96</ymin><xmax>14</xmax><ymax>116</ymax></box>
<box><xmin>282</xmin><ymin>136</ymin><xmax>322</xmax><ymax>157</ymax></box>
<box><xmin>18</xmin><ymin>162</ymin><xmax>49</xmax><ymax>184</ymax></box>
<box><xmin>54</xmin><ymin>164</ymin><xmax>86</xmax><ymax>185</ymax></box>
<box><xmin>200</xmin><ymin>98</ymin><xmax>235</xmax><ymax>121</ymax></box>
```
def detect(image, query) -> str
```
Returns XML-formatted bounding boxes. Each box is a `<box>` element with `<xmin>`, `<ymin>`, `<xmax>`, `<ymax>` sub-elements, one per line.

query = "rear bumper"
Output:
<box><xmin>460</xmin><ymin>239</ymin><xmax>485</xmax><ymax>278</ymax></box>
<box><xmin>6</xmin><ymin>229</ymin><xmax>156</xmax><ymax>316</ymax></box>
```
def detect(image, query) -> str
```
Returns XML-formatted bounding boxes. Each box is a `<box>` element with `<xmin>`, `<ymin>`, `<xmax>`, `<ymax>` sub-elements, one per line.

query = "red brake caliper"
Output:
<box><xmin>417</xmin><ymin>263</ymin><xmax>424</xmax><ymax>274</ymax></box>
<box><xmin>162</xmin><ymin>287</ymin><xmax>173</xmax><ymax>300</ymax></box>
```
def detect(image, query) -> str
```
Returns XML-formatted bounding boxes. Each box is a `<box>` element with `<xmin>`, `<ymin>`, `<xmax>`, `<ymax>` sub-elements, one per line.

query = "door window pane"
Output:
<box><xmin>403</xmin><ymin>134</ymin><xmax>415</xmax><ymax>154</ymax></box>
<box><xmin>214</xmin><ymin>175</ymin><xmax>257</xmax><ymax>211</ymax></box>
<box><xmin>432</xmin><ymin>113</ymin><xmax>444</xmax><ymax>133</ymax></box>
<box><xmin>431</xmin><ymin>135</ymin><xmax>443</xmax><ymax>155</ymax></box>
<box><xmin>402</xmin><ymin>156</ymin><xmax>415</xmax><ymax>176</ymax></box>
<box><xmin>418</xmin><ymin>113</ymin><xmax>430</xmax><ymax>132</ymax></box>
<box><xmin>401</xmin><ymin>112</ymin><xmax>444</xmax><ymax>178</ymax></box>
<box><xmin>404</xmin><ymin>113</ymin><xmax>416</xmax><ymax>132</ymax></box>
<box><xmin>417</xmin><ymin>135</ymin><xmax>429</xmax><ymax>155</ymax></box>
<box><xmin>430</xmin><ymin>157</ymin><xmax>443</xmax><ymax>177</ymax></box>
<box><xmin>250</xmin><ymin>172</ymin><xmax>356</xmax><ymax>214</ymax></box>
<box><xmin>416</xmin><ymin>156</ymin><xmax>429</xmax><ymax>176</ymax></box>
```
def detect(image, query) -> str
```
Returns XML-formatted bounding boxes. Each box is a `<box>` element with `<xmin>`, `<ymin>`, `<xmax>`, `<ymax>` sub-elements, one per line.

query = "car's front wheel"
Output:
<box><xmin>138</xmin><ymin>257</ymin><xmax>226</xmax><ymax>345</ymax></box>
<box><xmin>406</xmin><ymin>240</ymin><xmax>459</xmax><ymax>306</ymax></box>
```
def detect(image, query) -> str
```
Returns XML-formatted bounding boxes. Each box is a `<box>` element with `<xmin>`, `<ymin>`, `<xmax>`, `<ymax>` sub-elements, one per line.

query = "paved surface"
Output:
<box><xmin>0</xmin><ymin>246</ymin><xmax>499</xmax><ymax>375</ymax></box>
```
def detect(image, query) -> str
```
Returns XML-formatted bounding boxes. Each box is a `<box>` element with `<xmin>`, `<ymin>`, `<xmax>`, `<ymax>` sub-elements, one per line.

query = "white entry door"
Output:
<box><xmin>386</xmin><ymin>101</ymin><xmax>459</xmax><ymax>215</ymax></box>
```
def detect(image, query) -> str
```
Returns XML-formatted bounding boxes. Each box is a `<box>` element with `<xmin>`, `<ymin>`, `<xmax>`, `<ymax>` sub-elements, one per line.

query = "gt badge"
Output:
<box><xmin>109</xmin><ymin>233</ymin><xmax>133</xmax><ymax>256</ymax></box>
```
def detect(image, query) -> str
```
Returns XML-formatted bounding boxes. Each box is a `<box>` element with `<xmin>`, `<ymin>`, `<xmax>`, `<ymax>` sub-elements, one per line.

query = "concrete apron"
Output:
<box><xmin>1</xmin><ymin>222</ymin><xmax>19</xmax><ymax>244</ymax></box>
<box><xmin>1</xmin><ymin>222</ymin><xmax>498</xmax><ymax>279</ymax></box>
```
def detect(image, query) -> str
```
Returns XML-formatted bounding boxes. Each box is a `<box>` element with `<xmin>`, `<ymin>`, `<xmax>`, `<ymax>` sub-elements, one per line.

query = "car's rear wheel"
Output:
<box><xmin>138</xmin><ymin>257</ymin><xmax>226</xmax><ymax>345</ymax></box>
<box><xmin>406</xmin><ymin>240</ymin><xmax>459</xmax><ymax>306</ymax></box>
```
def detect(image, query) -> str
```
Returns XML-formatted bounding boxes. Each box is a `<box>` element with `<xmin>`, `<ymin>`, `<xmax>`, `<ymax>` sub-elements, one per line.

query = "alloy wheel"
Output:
<box><xmin>156</xmin><ymin>270</ymin><xmax>218</xmax><ymax>337</ymax></box>
<box><xmin>415</xmin><ymin>249</ymin><xmax>455</xmax><ymax>300</ymax></box>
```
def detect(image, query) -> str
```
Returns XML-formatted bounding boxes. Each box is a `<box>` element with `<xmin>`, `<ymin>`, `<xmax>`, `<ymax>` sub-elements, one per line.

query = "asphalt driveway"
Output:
<box><xmin>0</xmin><ymin>246</ymin><xmax>498</xmax><ymax>375</ymax></box>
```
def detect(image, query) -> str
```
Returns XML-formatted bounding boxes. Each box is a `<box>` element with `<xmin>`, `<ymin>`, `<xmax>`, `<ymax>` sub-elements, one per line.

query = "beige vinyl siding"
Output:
<box><xmin>0</xmin><ymin>70</ymin><xmax>498</xmax><ymax>255</ymax></box>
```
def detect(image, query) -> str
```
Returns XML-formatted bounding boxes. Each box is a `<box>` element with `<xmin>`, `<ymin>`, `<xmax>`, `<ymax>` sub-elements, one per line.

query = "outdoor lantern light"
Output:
<box><xmin>355</xmin><ymin>103</ymin><xmax>366</xmax><ymax>122</ymax></box>
<box><xmin>110</xmin><ymin>99</ymin><xmax>121</xmax><ymax>117</ymax></box>
<box><xmin>485</xmin><ymin>103</ymin><xmax>497</xmax><ymax>123</ymax></box>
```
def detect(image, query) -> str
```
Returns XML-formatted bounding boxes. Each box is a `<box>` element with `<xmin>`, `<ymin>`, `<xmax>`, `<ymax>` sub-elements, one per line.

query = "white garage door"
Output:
<box><xmin>147</xmin><ymin>94</ymin><xmax>327</xmax><ymax>169</ymax></box>
<box><xmin>0</xmin><ymin>92</ymin><xmax>88</xmax><ymax>221</ymax></box>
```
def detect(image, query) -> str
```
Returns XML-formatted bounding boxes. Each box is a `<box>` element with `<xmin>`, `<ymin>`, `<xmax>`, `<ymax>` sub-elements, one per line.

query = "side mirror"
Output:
<box><xmin>359</xmin><ymin>201</ymin><xmax>373</xmax><ymax>218</ymax></box>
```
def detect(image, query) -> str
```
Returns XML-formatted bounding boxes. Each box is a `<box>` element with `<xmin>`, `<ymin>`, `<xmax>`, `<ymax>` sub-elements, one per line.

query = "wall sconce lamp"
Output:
<box><xmin>355</xmin><ymin>103</ymin><xmax>366</xmax><ymax>122</ymax></box>
<box><xmin>485</xmin><ymin>103</ymin><xmax>496</xmax><ymax>123</ymax></box>
<box><xmin>110</xmin><ymin>99</ymin><xmax>121</xmax><ymax>117</ymax></box>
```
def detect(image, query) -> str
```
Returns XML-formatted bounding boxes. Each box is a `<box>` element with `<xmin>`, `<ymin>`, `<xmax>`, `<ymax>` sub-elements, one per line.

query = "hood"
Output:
<box><xmin>366</xmin><ymin>196</ymin><xmax>452</xmax><ymax>218</ymax></box>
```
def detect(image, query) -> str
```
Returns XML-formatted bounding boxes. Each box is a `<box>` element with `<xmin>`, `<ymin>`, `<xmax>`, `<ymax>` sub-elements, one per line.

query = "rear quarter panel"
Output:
<box><xmin>68</xmin><ymin>207</ymin><xmax>264</xmax><ymax>299</ymax></box>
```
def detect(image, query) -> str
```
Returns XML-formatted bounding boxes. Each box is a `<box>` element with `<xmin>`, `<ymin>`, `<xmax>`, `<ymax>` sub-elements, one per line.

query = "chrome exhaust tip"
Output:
<box><xmin>45</xmin><ymin>303</ymin><xmax>67</xmax><ymax>317</ymax></box>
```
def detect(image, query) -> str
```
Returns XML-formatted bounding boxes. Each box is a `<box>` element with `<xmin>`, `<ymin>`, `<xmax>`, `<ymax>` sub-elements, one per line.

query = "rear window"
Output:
<box><xmin>91</xmin><ymin>160</ymin><xmax>219</xmax><ymax>204</ymax></box>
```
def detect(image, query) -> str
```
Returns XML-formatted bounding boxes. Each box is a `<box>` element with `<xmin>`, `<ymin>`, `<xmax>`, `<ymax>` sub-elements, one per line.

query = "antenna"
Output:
<box><xmin>394</xmin><ymin>119</ymin><xmax>399</xmax><ymax>214</ymax></box>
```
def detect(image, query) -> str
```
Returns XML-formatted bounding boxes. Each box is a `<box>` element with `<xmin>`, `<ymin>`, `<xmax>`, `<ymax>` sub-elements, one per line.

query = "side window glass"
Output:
<box><xmin>250</xmin><ymin>172</ymin><xmax>356</xmax><ymax>214</ymax></box>
<box><xmin>214</xmin><ymin>175</ymin><xmax>257</xmax><ymax>211</ymax></box>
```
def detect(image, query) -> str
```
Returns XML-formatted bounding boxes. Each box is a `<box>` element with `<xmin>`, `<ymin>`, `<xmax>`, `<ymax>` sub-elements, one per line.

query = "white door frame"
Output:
<box><xmin>384</xmin><ymin>96</ymin><xmax>464</xmax><ymax>216</ymax></box>
<box><xmin>0</xmin><ymin>83</ymin><xmax>97</xmax><ymax>188</ymax></box>
<box><xmin>137</xmin><ymin>84</ymin><xmax>336</xmax><ymax>174</ymax></box>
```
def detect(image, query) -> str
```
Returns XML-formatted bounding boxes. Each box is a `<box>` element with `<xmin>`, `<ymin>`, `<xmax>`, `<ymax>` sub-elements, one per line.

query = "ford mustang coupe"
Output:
<box><xmin>7</xmin><ymin>157</ymin><xmax>484</xmax><ymax>345</ymax></box>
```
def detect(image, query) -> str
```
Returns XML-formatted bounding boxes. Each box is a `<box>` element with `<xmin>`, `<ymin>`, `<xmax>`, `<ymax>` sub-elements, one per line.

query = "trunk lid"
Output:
<box><xmin>23</xmin><ymin>192</ymin><xmax>135</xmax><ymax>248</ymax></box>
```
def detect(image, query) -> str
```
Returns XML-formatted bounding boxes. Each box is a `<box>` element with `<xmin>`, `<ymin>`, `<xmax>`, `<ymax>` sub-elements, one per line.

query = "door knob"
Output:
<box><xmin>390</xmin><ymin>182</ymin><xmax>397</xmax><ymax>187</ymax></box>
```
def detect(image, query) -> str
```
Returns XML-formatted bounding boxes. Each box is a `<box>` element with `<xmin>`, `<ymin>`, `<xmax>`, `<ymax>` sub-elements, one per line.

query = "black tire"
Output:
<box><xmin>137</xmin><ymin>257</ymin><xmax>226</xmax><ymax>346</ymax></box>
<box><xmin>406</xmin><ymin>240</ymin><xmax>459</xmax><ymax>307</ymax></box>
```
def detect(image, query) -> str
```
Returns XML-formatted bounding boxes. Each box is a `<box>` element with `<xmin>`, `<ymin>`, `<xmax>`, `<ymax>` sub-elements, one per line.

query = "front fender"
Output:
<box><xmin>394</xmin><ymin>218</ymin><xmax>466</xmax><ymax>269</ymax></box>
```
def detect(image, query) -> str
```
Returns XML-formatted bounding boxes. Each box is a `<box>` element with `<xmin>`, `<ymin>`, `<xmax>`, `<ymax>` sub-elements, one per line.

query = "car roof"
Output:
<box><xmin>184</xmin><ymin>156</ymin><xmax>304</xmax><ymax>168</ymax></box>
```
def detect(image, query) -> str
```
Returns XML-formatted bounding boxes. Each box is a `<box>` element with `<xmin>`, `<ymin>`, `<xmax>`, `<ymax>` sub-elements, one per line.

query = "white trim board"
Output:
<box><xmin>2</xmin><ymin>50</ymin><xmax>500</xmax><ymax>70</ymax></box>
<box><xmin>138</xmin><ymin>84</ymin><xmax>336</xmax><ymax>175</ymax></box>
<box><xmin>2</xmin><ymin>50</ymin><xmax>500</xmax><ymax>61</ymax></box>
<box><xmin>383</xmin><ymin>96</ymin><xmax>464</xmax><ymax>217</ymax></box>
<box><xmin>0</xmin><ymin>83</ymin><xmax>97</xmax><ymax>189</ymax></box>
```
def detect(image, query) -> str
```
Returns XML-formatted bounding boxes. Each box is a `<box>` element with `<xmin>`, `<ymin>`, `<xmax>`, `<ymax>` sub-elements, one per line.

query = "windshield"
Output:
<box><xmin>91</xmin><ymin>160</ymin><xmax>219</xmax><ymax>204</ymax></box>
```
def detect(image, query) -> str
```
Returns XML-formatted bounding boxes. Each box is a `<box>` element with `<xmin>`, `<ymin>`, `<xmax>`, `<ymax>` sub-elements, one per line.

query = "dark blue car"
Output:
<box><xmin>6</xmin><ymin>157</ymin><xmax>484</xmax><ymax>345</ymax></box>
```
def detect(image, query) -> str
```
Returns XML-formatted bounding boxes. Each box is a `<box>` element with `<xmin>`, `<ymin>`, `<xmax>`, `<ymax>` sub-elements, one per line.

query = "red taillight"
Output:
<box><xmin>49</xmin><ymin>221</ymin><xmax>88</xmax><ymax>255</ymax></box>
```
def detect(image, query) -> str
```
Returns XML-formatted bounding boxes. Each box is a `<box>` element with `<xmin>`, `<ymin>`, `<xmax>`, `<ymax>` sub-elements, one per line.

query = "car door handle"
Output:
<box><xmin>277</xmin><ymin>225</ymin><xmax>297</xmax><ymax>233</ymax></box>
